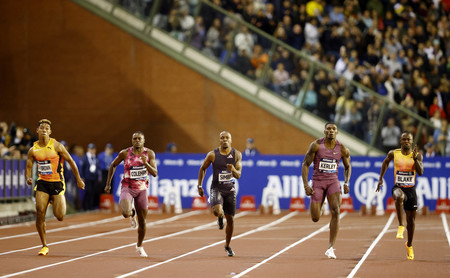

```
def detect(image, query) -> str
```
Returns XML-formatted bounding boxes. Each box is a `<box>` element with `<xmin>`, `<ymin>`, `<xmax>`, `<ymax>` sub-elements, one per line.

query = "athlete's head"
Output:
<box><xmin>219</xmin><ymin>131</ymin><xmax>232</xmax><ymax>149</ymax></box>
<box><xmin>36</xmin><ymin>119</ymin><xmax>52</xmax><ymax>137</ymax></box>
<box><xmin>132</xmin><ymin>131</ymin><xmax>145</xmax><ymax>149</ymax></box>
<box><xmin>400</xmin><ymin>132</ymin><xmax>414</xmax><ymax>151</ymax></box>
<box><xmin>324</xmin><ymin>122</ymin><xmax>338</xmax><ymax>140</ymax></box>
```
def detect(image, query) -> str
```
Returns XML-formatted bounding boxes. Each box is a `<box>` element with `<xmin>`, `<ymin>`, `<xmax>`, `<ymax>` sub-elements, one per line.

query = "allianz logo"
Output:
<box><xmin>162</xmin><ymin>159</ymin><xmax>184</xmax><ymax>166</ymax></box>
<box><xmin>256</xmin><ymin>160</ymin><xmax>278</xmax><ymax>167</ymax></box>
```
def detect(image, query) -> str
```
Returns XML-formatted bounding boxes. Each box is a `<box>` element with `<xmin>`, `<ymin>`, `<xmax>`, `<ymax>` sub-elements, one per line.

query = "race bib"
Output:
<box><xmin>130</xmin><ymin>166</ymin><xmax>148</xmax><ymax>180</ymax></box>
<box><xmin>218</xmin><ymin>170</ymin><xmax>234</xmax><ymax>184</ymax></box>
<box><xmin>37</xmin><ymin>160</ymin><xmax>53</xmax><ymax>175</ymax></box>
<box><xmin>318</xmin><ymin>158</ymin><xmax>337</xmax><ymax>173</ymax></box>
<box><xmin>396</xmin><ymin>171</ymin><xmax>415</xmax><ymax>186</ymax></box>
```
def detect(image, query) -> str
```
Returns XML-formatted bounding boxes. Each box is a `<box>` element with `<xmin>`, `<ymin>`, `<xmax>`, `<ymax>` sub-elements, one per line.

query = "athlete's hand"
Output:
<box><xmin>26</xmin><ymin>177</ymin><xmax>33</xmax><ymax>185</ymax></box>
<box><xmin>140</xmin><ymin>154</ymin><xmax>147</xmax><ymax>164</ymax></box>
<box><xmin>375</xmin><ymin>180</ymin><xmax>383</xmax><ymax>192</ymax></box>
<box><xmin>77</xmin><ymin>178</ymin><xmax>86</xmax><ymax>190</ymax></box>
<box><xmin>198</xmin><ymin>186</ymin><xmax>204</xmax><ymax>197</ymax></box>
<box><xmin>343</xmin><ymin>184</ymin><xmax>350</xmax><ymax>194</ymax></box>
<box><xmin>304</xmin><ymin>186</ymin><xmax>314</xmax><ymax>196</ymax></box>
<box><xmin>412</xmin><ymin>145</ymin><xmax>419</xmax><ymax>160</ymax></box>
<box><xmin>105</xmin><ymin>183</ymin><xmax>111</xmax><ymax>194</ymax></box>
<box><xmin>226</xmin><ymin>164</ymin><xmax>234</xmax><ymax>171</ymax></box>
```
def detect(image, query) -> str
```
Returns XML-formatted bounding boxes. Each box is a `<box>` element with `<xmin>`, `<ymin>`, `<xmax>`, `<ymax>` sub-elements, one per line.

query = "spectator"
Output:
<box><xmin>98</xmin><ymin>143</ymin><xmax>118</xmax><ymax>192</ymax></box>
<box><xmin>166</xmin><ymin>142</ymin><xmax>178</xmax><ymax>153</ymax></box>
<box><xmin>80</xmin><ymin>143</ymin><xmax>101</xmax><ymax>211</ymax></box>
<box><xmin>272</xmin><ymin>62</ymin><xmax>290</xmax><ymax>94</ymax></box>
<box><xmin>243</xmin><ymin>138</ymin><xmax>259</xmax><ymax>156</ymax></box>
<box><xmin>381</xmin><ymin>117</ymin><xmax>402</xmax><ymax>153</ymax></box>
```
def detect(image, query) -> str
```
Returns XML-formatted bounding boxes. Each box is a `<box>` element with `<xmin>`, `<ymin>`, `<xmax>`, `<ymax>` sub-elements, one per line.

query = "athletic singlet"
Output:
<box><xmin>393</xmin><ymin>149</ymin><xmax>416</xmax><ymax>188</ymax></box>
<box><xmin>312</xmin><ymin>138</ymin><xmax>342</xmax><ymax>181</ymax></box>
<box><xmin>121</xmin><ymin>147</ymin><xmax>149</xmax><ymax>190</ymax></box>
<box><xmin>211</xmin><ymin>148</ymin><xmax>236</xmax><ymax>191</ymax></box>
<box><xmin>32</xmin><ymin>138</ymin><xmax>64</xmax><ymax>182</ymax></box>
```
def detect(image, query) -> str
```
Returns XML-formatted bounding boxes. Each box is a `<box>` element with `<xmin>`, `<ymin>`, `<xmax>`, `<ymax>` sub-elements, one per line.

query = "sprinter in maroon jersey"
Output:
<box><xmin>302</xmin><ymin>122</ymin><xmax>351</xmax><ymax>259</ymax></box>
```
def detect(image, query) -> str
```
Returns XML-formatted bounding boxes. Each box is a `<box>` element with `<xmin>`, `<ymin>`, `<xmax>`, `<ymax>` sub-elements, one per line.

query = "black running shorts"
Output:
<box><xmin>35</xmin><ymin>180</ymin><xmax>65</xmax><ymax>196</ymax></box>
<box><xmin>209</xmin><ymin>187</ymin><xmax>236</xmax><ymax>216</ymax></box>
<box><xmin>392</xmin><ymin>185</ymin><xmax>417</xmax><ymax>211</ymax></box>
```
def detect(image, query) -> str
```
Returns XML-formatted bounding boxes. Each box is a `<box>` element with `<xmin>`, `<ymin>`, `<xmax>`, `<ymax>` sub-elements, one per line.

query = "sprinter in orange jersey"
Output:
<box><xmin>25</xmin><ymin>119</ymin><xmax>85</xmax><ymax>256</ymax></box>
<box><xmin>376</xmin><ymin>132</ymin><xmax>424</xmax><ymax>260</ymax></box>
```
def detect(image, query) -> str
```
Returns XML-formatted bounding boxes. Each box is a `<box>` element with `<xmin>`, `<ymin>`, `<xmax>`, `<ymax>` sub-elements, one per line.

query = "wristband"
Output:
<box><xmin>197</xmin><ymin>185</ymin><xmax>202</xmax><ymax>189</ymax></box>
<box><xmin>344</xmin><ymin>183</ymin><xmax>349</xmax><ymax>186</ymax></box>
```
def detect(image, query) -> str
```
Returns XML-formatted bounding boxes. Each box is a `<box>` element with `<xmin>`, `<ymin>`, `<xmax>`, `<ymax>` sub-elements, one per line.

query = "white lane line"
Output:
<box><xmin>233</xmin><ymin>211</ymin><xmax>347</xmax><ymax>278</ymax></box>
<box><xmin>347</xmin><ymin>213</ymin><xmax>396</xmax><ymax>278</ymax></box>
<box><xmin>116</xmin><ymin>211</ymin><xmax>299</xmax><ymax>278</ymax></box>
<box><xmin>0</xmin><ymin>211</ymin><xmax>202</xmax><ymax>256</ymax></box>
<box><xmin>440</xmin><ymin>212</ymin><xmax>450</xmax><ymax>246</ymax></box>
<box><xmin>0</xmin><ymin>215</ymin><xmax>124</xmax><ymax>240</ymax></box>
<box><xmin>0</xmin><ymin>211</ymin><xmax>250</xmax><ymax>278</ymax></box>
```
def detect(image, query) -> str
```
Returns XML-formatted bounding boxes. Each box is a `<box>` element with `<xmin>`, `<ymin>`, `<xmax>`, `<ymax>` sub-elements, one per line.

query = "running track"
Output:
<box><xmin>0</xmin><ymin>210</ymin><xmax>449</xmax><ymax>277</ymax></box>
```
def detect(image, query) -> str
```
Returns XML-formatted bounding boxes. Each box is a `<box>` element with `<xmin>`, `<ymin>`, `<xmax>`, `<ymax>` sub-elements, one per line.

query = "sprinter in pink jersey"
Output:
<box><xmin>105</xmin><ymin>131</ymin><xmax>157</xmax><ymax>257</ymax></box>
<box><xmin>302</xmin><ymin>122</ymin><xmax>351</xmax><ymax>259</ymax></box>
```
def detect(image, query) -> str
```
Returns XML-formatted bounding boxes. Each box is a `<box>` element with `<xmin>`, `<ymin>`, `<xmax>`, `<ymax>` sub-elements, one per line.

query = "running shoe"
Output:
<box><xmin>130</xmin><ymin>209</ymin><xmax>137</xmax><ymax>229</ymax></box>
<box><xmin>38</xmin><ymin>246</ymin><xmax>49</xmax><ymax>256</ymax></box>
<box><xmin>405</xmin><ymin>242</ymin><xmax>414</xmax><ymax>260</ymax></box>
<box><xmin>225</xmin><ymin>246</ymin><xmax>235</xmax><ymax>257</ymax></box>
<box><xmin>136</xmin><ymin>245</ymin><xmax>148</xmax><ymax>257</ymax></box>
<box><xmin>325</xmin><ymin>247</ymin><xmax>336</xmax><ymax>259</ymax></box>
<box><xmin>396</xmin><ymin>226</ymin><xmax>405</xmax><ymax>239</ymax></box>
<box><xmin>217</xmin><ymin>216</ymin><xmax>224</xmax><ymax>230</ymax></box>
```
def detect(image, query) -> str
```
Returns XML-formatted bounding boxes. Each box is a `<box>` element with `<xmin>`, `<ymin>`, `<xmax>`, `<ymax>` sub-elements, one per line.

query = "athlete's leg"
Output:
<box><xmin>224</xmin><ymin>214</ymin><xmax>234</xmax><ymax>247</ymax></box>
<box><xmin>405</xmin><ymin>210</ymin><xmax>416</xmax><ymax>246</ymax></box>
<box><xmin>134</xmin><ymin>190</ymin><xmax>149</xmax><ymax>247</ymax></box>
<box><xmin>35</xmin><ymin>191</ymin><xmax>50</xmax><ymax>247</ymax></box>
<box><xmin>120</xmin><ymin>199</ymin><xmax>133</xmax><ymax>217</ymax></box>
<box><xmin>327</xmin><ymin>191</ymin><xmax>342</xmax><ymax>248</ymax></box>
<box><xmin>51</xmin><ymin>194</ymin><xmax>66</xmax><ymax>221</ymax></box>
<box><xmin>310</xmin><ymin>184</ymin><xmax>326</xmax><ymax>222</ymax></box>
<box><xmin>393</xmin><ymin>188</ymin><xmax>405</xmax><ymax>226</ymax></box>
<box><xmin>211</xmin><ymin>204</ymin><xmax>225</xmax><ymax>218</ymax></box>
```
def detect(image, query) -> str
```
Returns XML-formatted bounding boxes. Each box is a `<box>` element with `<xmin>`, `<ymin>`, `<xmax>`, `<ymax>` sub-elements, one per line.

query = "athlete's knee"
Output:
<box><xmin>311</xmin><ymin>216</ymin><xmax>320</xmax><ymax>222</ymax></box>
<box><xmin>55</xmin><ymin>214</ymin><xmax>64</xmax><ymax>221</ymax></box>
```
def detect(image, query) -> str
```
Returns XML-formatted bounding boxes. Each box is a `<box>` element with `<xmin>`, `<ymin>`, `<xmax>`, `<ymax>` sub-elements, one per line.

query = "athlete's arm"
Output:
<box><xmin>227</xmin><ymin>150</ymin><xmax>242</xmax><ymax>179</ymax></box>
<box><xmin>142</xmin><ymin>149</ymin><xmax>158</xmax><ymax>177</ymax></box>
<box><xmin>197</xmin><ymin>151</ymin><xmax>214</xmax><ymax>197</ymax></box>
<box><xmin>412</xmin><ymin>145</ymin><xmax>424</xmax><ymax>176</ymax></box>
<box><xmin>56</xmin><ymin>141</ymin><xmax>85</xmax><ymax>190</ymax></box>
<box><xmin>302</xmin><ymin>140</ymin><xmax>319</xmax><ymax>196</ymax></box>
<box><xmin>376</xmin><ymin>151</ymin><xmax>394</xmax><ymax>192</ymax></box>
<box><xmin>341</xmin><ymin>144</ymin><xmax>351</xmax><ymax>194</ymax></box>
<box><xmin>25</xmin><ymin>147</ymin><xmax>34</xmax><ymax>185</ymax></box>
<box><xmin>105</xmin><ymin>149</ymin><xmax>127</xmax><ymax>193</ymax></box>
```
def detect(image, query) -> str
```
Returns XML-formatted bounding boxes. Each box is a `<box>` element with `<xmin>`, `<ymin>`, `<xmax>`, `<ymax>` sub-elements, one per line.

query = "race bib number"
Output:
<box><xmin>396</xmin><ymin>171</ymin><xmax>415</xmax><ymax>186</ymax></box>
<box><xmin>218</xmin><ymin>171</ymin><xmax>234</xmax><ymax>184</ymax></box>
<box><xmin>37</xmin><ymin>160</ymin><xmax>53</xmax><ymax>175</ymax></box>
<box><xmin>318</xmin><ymin>158</ymin><xmax>337</xmax><ymax>173</ymax></box>
<box><xmin>130</xmin><ymin>166</ymin><xmax>148</xmax><ymax>180</ymax></box>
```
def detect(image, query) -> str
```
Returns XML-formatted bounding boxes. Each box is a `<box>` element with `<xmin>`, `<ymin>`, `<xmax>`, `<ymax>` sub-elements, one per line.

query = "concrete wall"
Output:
<box><xmin>0</xmin><ymin>0</ymin><xmax>315</xmax><ymax>154</ymax></box>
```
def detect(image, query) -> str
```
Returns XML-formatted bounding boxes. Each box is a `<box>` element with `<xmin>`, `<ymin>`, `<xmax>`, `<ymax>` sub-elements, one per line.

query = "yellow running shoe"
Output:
<box><xmin>38</xmin><ymin>246</ymin><xmax>49</xmax><ymax>256</ymax></box>
<box><xmin>396</xmin><ymin>226</ymin><xmax>405</xmax><ymax>239</ymax></box>
<box><xmin>405</xmin><ymin>242</ymin><xmax>414</xmax><ymax>260</ymax></box>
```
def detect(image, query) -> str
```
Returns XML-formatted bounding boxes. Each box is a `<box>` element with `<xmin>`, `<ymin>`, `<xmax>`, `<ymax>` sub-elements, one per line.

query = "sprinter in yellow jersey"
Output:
<box><xmin>25</xmin><ymin>119</ymin><xmax>85</xmax><ymax>256</ymax></box>
<box><xmin>376</xmin><ymin>132</ymin><xmax>424</xmax><ymax>260</ymax></box>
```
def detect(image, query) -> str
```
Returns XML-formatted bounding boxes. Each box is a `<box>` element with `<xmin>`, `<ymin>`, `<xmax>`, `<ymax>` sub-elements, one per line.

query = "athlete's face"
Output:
<box><xmin>219</xmin><ymin>132</ymin><xmax>232</xmax><ymax>149</ymax></box>
<box><xmin>36</xmin><ymin>123</ymin><xmax>51</xmax><ymax>138</ymax></box>
<box><xmin>132</xmin><ymin>133</ymin><xmax>145</xmax><ymax>149</ymax></box>
<box><xmin>400</xmin><ymin>133</ymin><xmax>413</xmax><ymax>150</ymax></box>
<box><xmin>324</xmin><ymin>124</ymin><xmax>338</xmax><ymax>140</ymax></box>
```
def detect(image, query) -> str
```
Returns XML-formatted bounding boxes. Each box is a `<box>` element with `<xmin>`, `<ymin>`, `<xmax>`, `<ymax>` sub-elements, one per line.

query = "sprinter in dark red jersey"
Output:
<box><xmin>302</xmin><ymin>122</ymin><xmax>351</xmax><ymax>259</ymax></box>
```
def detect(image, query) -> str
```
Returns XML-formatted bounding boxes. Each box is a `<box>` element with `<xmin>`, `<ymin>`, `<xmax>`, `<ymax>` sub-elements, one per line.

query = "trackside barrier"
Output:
<box><xmin>239</xmin><ymin>195</ymin><xmax>256</xmax><ymax>211</ymax></box>
<box><xmin>99</xmin><ymin>194</ymin><xmax>114</xmax><ymax>212</ymax></box>
<box><xmin>191</xmin><ymin>196</ymin><xmax>208</xmax><ymax>210</ymax></box>
<box><xmin>148</xmin><ymin>196</ymin><xmax>159</xmax><ymax>211</ymax></box>
<box><xmin>435</xmin><ymin>199</ymin><xmax>450</xmax><ymax>214</ymax></box>
<box><xmin>289</xmin><ymin>197</ymin><xmax>306</xmax><ymax>212</ymax></box>
<box><xmin>340</xmin><ymin>197</ymin><xmax>354</xmax><ymax>212</ymax></box>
